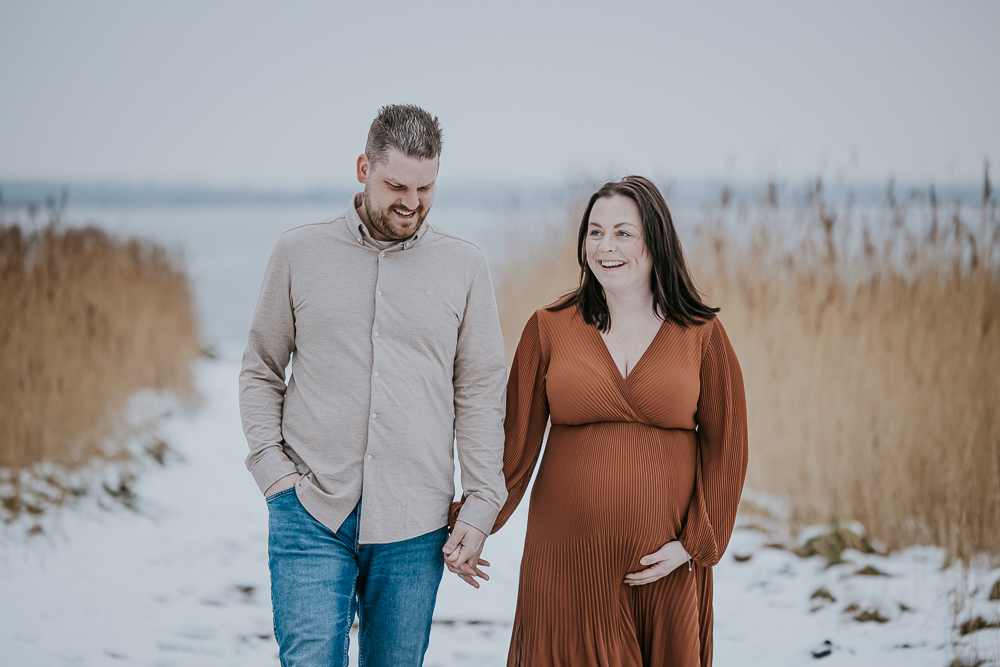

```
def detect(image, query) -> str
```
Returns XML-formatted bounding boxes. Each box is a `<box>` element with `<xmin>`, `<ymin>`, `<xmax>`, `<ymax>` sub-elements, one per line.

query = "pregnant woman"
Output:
<box><xmin>475</xmin><ymin>175</ymin><xmax>747</xmax><ymax>666</ymax></box>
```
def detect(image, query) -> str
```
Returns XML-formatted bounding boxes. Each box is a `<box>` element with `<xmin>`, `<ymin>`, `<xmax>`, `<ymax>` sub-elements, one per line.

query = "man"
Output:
<box><xmin>239</xmin><ymin>104</ymin><xmax>507</xmax><ymax>666</ymax></box>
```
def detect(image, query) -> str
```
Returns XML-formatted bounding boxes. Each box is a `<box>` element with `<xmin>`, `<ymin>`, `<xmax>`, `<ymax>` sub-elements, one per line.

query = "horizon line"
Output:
<box><xmin>0</xmin><ymin>177</ymin><xmax>992</xmax><ymax>209</ymax></box>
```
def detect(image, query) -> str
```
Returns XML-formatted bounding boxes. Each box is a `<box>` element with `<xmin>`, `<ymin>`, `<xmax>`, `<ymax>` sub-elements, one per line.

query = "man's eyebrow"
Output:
<box><xmin>382</xmin><ymin>179</ymin><xmax>436</xmax><ymax>189</ymax></box>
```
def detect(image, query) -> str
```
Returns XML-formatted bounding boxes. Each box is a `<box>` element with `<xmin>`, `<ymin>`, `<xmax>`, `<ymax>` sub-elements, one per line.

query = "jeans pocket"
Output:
<box><xmin>265</xmin><ymin>487</ymin><xmax>296</xmax><ymax>503</ymax></box>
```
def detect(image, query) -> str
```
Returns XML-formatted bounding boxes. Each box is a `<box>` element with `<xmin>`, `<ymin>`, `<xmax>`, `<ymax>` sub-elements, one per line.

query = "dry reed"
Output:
<box><xmin>495</xmin><ymin>215</ymin><xmax>582</xmax><ymax>364</ymax></box>
<box><xmin>0</xmin><ymin>223</ymin><xmax>201</xmax><ymax>476</ymax></box>
<box><xmin>495</xmin><ymin>178</ymin><xmax>1000</xmax><ymax>560</ymax></box>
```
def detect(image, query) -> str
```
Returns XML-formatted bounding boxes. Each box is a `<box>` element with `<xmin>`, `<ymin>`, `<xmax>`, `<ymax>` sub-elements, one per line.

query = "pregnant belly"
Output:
<box><xmin>527</xmin><ymin>422</ymin><xmax>697</xmax><ymax>549</ymax></box>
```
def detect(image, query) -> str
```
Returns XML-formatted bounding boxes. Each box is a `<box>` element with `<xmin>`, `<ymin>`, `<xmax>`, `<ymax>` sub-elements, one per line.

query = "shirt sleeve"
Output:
<box><xmin>450</xmin><ymin>256</ymin><xmax>510</xmax><ymax>535</ymax></box>
<box><xmin>239</xmin><ymin>236</ymin><xmax>300</xmax><ymax>495</ymax></box>
<box><xmin>448</xmin><ymin>311</ymin><xmax>551</xmax><ymax>534</ymax></box>
<box><xmin>678</xmin><ymin>317</ymin><xmax>749</xmax><ymax>567</ymax></box>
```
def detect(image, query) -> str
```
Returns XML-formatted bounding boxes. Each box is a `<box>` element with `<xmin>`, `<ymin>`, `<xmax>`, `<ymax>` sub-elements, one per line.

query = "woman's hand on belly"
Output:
<box><xmin>623</xmin><ymin>540</ymin><xmax>692</xmax><ymax>586</ymax></box>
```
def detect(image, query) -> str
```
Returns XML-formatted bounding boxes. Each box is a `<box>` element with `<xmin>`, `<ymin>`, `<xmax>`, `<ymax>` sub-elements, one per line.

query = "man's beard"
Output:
<box><xmin>363</xmin><ymin>190</ymin><xmax>428</xmax><ymax>241</ymax></box>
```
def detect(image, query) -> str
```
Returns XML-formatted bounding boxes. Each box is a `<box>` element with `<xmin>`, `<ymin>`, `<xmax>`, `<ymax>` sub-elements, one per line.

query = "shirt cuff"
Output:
<box><xmin>456</xmin><ymin>494</ymin><xmax>500</xmax><ymax>536</ymax></box>
<box><xmin>249</xmin><ymin>448</ymin><xmax>299</xmax><ymax>495</ymax></box>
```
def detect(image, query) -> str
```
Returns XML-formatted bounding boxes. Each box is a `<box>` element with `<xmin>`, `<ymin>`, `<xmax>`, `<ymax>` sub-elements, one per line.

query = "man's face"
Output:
<box><xmin>357</xmin><ymin>148</ymin><xmax>439</xmax><ymax>241</ymax></box>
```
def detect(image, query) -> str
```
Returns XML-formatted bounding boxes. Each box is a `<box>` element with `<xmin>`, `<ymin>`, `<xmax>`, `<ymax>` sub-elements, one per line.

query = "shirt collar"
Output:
<box><xmin>345</xmin><ymin>192</ymin><xmax>428</xmax><ymax>251</ymax></box>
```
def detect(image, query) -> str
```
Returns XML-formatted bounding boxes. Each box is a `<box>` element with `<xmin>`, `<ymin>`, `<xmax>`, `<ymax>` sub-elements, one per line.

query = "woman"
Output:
<box><xmin>461</xmin><ymin>176</ymin><xmax>747</xmax><ymax>666</ymax></box>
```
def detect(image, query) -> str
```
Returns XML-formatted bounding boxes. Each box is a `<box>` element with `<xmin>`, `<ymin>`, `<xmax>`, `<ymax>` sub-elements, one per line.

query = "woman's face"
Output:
<box><xmin>585</xmin><ymin>195</ymin><xmax>652</xmax><ymax>298</ymax></box>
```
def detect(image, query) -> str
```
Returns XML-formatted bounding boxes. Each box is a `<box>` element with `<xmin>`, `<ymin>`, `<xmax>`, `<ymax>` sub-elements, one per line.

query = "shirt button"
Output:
<box><xmin>377</xmin><ymin>290</ymin><xmax>382</xmax><ymax>296</ymax></box>
<box><xmin>374</xmin><ymin>331</ymin><xmax>379</xmax><ymax>337</ymax></box>
<box><xmin>372</xmin><ymin>413</ymin><xmax>377</xmax><ymax>419</ymax></box>
<box><xmin>380</xmin><ymin>251</ymin><xmax>385</xmax><ymax>257</ymax></box>
<box><xmin>366</xmin><ymin>454</ymin><xmax>373</xmax><ymax>460</ymax></box>
<box><xmin>404</xmin><ymin>242</ymin><xmax>410</xmax><ymax>248</ymax></box>
<box><xmin>374</xmin><ymin>371</ymin><xmax>379</xmax><ymax>377</ymax></box>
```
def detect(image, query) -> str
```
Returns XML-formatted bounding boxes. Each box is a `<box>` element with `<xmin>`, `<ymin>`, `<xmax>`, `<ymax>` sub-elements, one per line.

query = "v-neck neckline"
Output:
<box><xmin>589</xmin><ymin>317</ymin><xmax>667</xmax><ymax>384</ymax></box>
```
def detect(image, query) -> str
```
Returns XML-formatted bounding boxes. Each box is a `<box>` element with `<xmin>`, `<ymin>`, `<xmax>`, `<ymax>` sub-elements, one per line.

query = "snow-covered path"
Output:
<box><xmin>1</xmin><ymin>355</ymin><xmax>997</xmax><ymax>666</ymax></box>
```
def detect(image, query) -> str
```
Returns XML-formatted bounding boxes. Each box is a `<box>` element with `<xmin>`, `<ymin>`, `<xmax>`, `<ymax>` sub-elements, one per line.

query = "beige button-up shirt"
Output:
<box><xmin>239</xmin><ymin>195</ymin><xmax>508</xmax><ymax>543</ymax></box>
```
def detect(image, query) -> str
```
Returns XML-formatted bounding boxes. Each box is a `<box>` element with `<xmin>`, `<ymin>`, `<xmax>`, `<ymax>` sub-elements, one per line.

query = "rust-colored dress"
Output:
<box><xmin>491</xmin><ymin>304</ymin><xmax>747</xmax><ymax>667</ymax></box>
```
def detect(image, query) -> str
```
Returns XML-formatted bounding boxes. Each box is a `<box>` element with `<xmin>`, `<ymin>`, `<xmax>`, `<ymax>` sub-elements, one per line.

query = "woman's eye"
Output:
<box><xmin>589</xmin><ymin>230</ymin><xmax>602</xmax><ymax>237</ymax></box>
<box><xmin>617</xmin><ymin>231</ymin><xmax>630</xmax><ymax>237</ymax></box>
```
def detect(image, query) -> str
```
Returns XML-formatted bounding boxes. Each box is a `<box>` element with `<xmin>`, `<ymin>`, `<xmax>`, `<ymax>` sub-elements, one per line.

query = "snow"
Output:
<box><xmin>2</xmin><ymin>351</ymin><xmax>998</xmax><ymax>666</ymax></box>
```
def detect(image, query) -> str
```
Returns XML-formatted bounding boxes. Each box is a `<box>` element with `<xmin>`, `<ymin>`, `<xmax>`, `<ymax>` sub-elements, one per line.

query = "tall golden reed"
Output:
<box><xmin>0</xmin><ymin>224</ymin><xmax>201</xmax><ymax>474</ymax></box>
<box><xmin>495</xmin><ymin>182</ymin><xmax>1000</xmax><ymax>559</ymax></box>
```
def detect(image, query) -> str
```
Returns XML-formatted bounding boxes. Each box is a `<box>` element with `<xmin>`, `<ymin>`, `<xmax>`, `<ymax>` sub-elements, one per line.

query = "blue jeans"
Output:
<box><xmin>267</xmin><ymin>488</ymin><xmax>448</xmax><ymax>667</ymax></box>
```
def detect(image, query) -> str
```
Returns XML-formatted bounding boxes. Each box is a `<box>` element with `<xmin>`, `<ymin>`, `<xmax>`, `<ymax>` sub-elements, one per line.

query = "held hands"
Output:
<box><xmin>624</xmin><ymin>540</ymin><xmax>692</xmax><ymax>586</ymax></box>
<box><xmin>442</xmin><ymin>520</ymin><xmax>490</xmax><ymax>589</ymax></box>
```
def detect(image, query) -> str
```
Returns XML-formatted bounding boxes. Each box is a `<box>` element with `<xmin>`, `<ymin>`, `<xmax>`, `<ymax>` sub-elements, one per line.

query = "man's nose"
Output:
<box><xmin>400</xmin><ymin>190</ymin><xmax>420</xmax><ymax>210</ymax></box>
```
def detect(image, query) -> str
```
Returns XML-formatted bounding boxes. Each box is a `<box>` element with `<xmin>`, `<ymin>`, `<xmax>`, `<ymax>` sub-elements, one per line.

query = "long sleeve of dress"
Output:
<box><xmin>449</xmin><ymin>311</ymin><xmax>550</xmax><ymax>533</ymax></box>
<box><xmin>678</xmin><ymin>317</ymin><xmax>749</xmax><ymax>567</ymax></box>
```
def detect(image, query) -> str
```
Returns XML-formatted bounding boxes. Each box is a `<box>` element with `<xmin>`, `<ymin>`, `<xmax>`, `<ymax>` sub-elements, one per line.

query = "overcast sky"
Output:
<box><xmin>1</xmin><ymin>0</ymin><xmax>997</xmax><ymax>189</ymax></box>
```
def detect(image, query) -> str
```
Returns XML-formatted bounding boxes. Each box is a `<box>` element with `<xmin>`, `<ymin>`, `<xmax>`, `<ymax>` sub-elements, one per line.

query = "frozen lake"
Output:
<box><xmin>60</xmin><ymin>194</ymin><xmax>573</xmax><ymax>350</ymax></box>
<box><xmin>12</xmin><ymin>179</ymin><xmax>988</xmax><ymax>349</ymax></box>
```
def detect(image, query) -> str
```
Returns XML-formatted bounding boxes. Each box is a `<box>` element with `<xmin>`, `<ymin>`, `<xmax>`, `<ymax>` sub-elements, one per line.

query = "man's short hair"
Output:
<box><xmin>365</xmin><ymin>104</ymin><xmax>443</xmax><ymax>168</ymax></box>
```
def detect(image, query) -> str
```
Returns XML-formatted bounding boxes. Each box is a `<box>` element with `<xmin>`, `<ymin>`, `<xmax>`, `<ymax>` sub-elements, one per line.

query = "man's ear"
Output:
<box><xmin>357</xmin><ymin>154</ymin><xmax>371</xmax><ymax>184</ymax></box>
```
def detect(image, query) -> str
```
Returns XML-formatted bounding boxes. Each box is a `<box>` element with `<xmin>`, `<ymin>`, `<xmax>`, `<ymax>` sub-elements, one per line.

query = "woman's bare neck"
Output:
<box><xmin>605</xmin><ymin>289</ymin><xmax>659</xmax><ymax>325</ymax></box>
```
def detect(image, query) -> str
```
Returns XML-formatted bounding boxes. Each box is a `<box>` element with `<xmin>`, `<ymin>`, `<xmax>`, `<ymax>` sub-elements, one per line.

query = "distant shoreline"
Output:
<box><xmin>0</xmin><ymin>179</ymin><xmax>989</xmax><ymax>210</ymax></box>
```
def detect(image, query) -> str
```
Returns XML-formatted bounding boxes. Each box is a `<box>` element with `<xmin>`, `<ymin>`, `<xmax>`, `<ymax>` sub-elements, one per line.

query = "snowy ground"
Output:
<box><xmin>1</xmin><ymin>353</ymin><xmax>998</xmax><ymax>667</ymax></box>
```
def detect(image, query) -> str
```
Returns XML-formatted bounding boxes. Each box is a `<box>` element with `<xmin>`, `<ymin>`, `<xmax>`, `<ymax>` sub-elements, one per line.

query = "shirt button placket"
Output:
<box><xmin>369</xmin><ymin>248</ymin><xmax>385</xmax><ymax>472</ymax></box>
